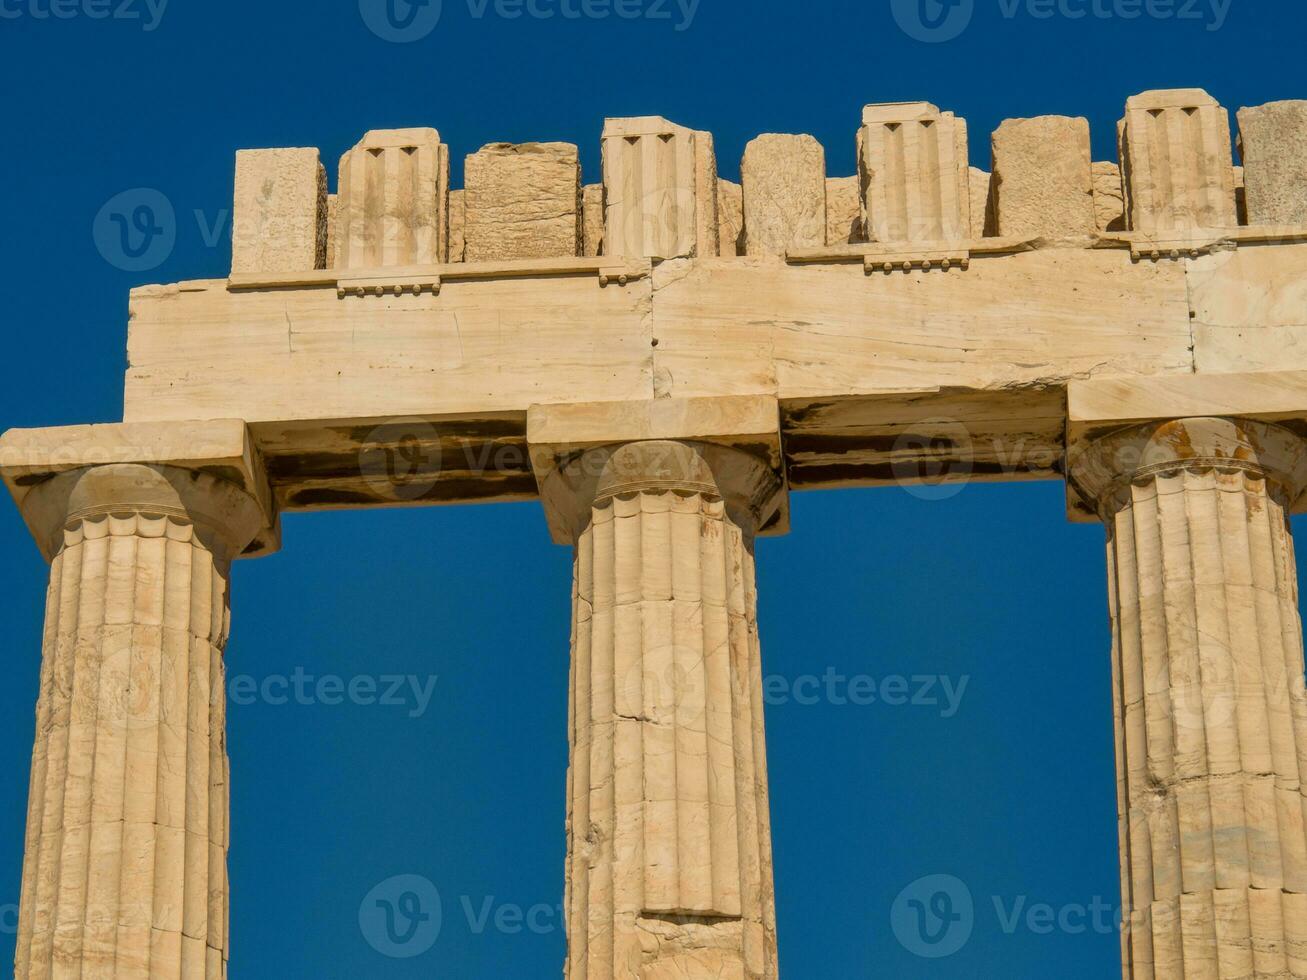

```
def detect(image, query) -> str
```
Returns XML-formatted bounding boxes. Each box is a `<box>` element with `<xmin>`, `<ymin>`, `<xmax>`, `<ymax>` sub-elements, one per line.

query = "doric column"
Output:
<box><xmin>534</xmin><ymin>424</ymin><xmax>785</xmax><ymax>979</ymax></box>
<box><xmin>0</xmin><ymin>423</ymin><xmax>275</xmax><ymax>980</ymax></box>
<box><xmin>1068</xmin><ymin>416</ymin><xmax>1307</xmax><ymax>979</ymax></box>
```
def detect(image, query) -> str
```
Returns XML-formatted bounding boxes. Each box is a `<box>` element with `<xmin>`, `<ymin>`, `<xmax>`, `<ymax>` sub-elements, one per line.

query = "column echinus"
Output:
<box><xmin>529</xmin><ymin>396</ymin><xmax>789</xmax><ymax>980</ymax></box>
<box><xmin>1067</xmin><ymin>415</ymin><xmax>1307</xmax><ymax>979</ymax></box>
<box><xmin>0</xmin><ymin>421</ymin><xmax>277</xmax><ymax>980</ymax></box>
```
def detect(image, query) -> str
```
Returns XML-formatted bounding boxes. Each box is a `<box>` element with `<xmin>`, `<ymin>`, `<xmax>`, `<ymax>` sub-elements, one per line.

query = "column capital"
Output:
<box><xmin>0</xmin><ymin>419</ymin><xmax>278</xmax><ymax>561</ymax></box>
<box><xmin>527</xmin><ymin>395</ymin><xmax>787</xmax><ymax>544</ymax></box>
<box><xmin>1065</xmin><ymin>371</ymin><xmax>1307</xmax><ymax>521</ymax></box>
<box><xmin>1067</xmin><ymin>415</ymin><xmax>1307</xmax><ymax>520</ymax></box>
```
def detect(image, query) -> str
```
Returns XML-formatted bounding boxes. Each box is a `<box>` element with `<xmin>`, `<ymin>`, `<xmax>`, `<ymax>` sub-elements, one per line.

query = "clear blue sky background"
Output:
<box><xmin>0</xmin><ymin>0</ymin><xmax>1303</xmax><ymax>976</ymax></box>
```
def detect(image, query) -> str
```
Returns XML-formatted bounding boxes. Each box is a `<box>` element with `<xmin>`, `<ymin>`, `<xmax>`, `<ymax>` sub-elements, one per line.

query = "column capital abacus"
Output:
<box><xmin>527</xmin><ymin>395</ymin><xmax>788</xmax><ymax>544</ymax></box>
<box><xmin>0</xmin><ymin>419</ymin><xmax>278</xmax><ymax>561</ymax></box>
<box><xmin>1066</xmin><ymin>416</ymin><xmax>1307</xmax><ymax>520</ymax></box>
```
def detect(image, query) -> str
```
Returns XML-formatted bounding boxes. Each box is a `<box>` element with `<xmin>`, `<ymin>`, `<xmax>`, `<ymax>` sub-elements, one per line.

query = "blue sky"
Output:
<box><xmin>0</xmin><ymin>0</ymin><xmax>1303</xmax><ymax>975</ymax></box>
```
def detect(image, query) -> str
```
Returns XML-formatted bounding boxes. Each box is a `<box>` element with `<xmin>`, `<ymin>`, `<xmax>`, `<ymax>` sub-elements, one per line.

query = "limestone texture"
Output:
<box><xmin>602</xmin><ymin>117</ymin><xmax>718</xmax><ymax>259</ymax></box>
<box><xmin>464</xmin><ymin>142</ymin><xmax>581</xmax><ymax>261</ymax></box>
<box><xmin>858</xmin><ymin>101</ymin><xmax>970</xmax><ymax>242</ymax></box>
<box><xmin>325</xmin><ymin>192</ymin><xmax>339</xmax><ymax>268</ymax></box>
<box><xmin>824</xmin><ymin>176</ymin><xmax>861</xmax><ymax>245</ymax></box>
<box><xmin>717</xmin><ymin>178</ymin><xmax>743</xmax><ymax>256</ymax></box>
<box><xmin>231</xmin><ymin>148</ymin><xmax>327</xmax><ymax>274</ymax></box>
<box><xmin>968</xmin><ymin>167</ymin><xmax>992</xmax><ymax>238</ymax></box>
<box><xmin>991</xmin><ymin>116</ymin><xmax>1095</xmax><ymax>237</ymax></box>
<box><xmin>1093</xmin><ymin>162</ymin><xmax>1127</xmax><ymax>232</ymax></box>
<box><xmin>1120</xmin><ymin>89</ymin><xmax>1237</xmax><ymax>233</ymax></box>
<box><xmin>11</xmin><ymin>464</ymin><xmax>265</xmax><ymax>980</ymax></box>
<box><xmin>334</xmin><ymin>128</ymin><xmax>449</xmax><ymax>268</ymax></box>
<box><xmin>547</xmin><ymin>441</ymin><xmax>779</xmax><ymax>979</ymax></box>
<box><xmin>582</xmin><ymin>183</ymin><xmax>604</xmax><ymax>257</ymax></box>
<box><xmin>1238</xmin><ymin>101</ymin><xmax>1307</xmax><ymax>225</ymax></box>
<box><xmin>741</xmin><ymin>134</ymin><xmax>826</xmax><ymax>256</ymax></box>
<box><xmin>1069</xmin><ymin>418</ymin><xmax>1307</xmax><ymax>979</ymax></box>
<box><xmin>448</xmin><ymin>188</ymin><xmax>466</xmax><ymax>262</ymax></box>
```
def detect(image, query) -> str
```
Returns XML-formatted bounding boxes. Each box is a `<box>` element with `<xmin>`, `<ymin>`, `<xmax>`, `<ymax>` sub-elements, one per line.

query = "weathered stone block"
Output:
<box><xmin>858</xmin><ymin>101</ymin><xmax>970</xmax><ymax>242</ymax></box>
<box><xmin>1238</xmin><ymin>100</ymin><xmax>1307</xmax><ymax>225</ymax></box>
<box><xmin>448</xmin><ymin>188</ymin><xmax>466</xmax><ymax>262</ymax></box>
<box><xmin>325</xmin><ymin>192</ymin><xmax>339</xmax><ymax>268</ymax></box>
<box><xmin>717</xmin><ymin>178</ymin><xmax>743</xmax><ymax>256</ymax></box>
<box><xmin>1093</xmin><ymin>162</ymin><xmax>1126</xmax><ymax>232</ymax></box>
<box><xmin>968</xmin><ymin>167</ymin><xmax>992</xmax><ymax>238</ymax></box>
<box><xmin>601</xmin><ymin>116</ymin><xmax>718</xmax><ymax>259</ymax></box>
<box><xmin>581</xmin><ymin>182</ymin><xmax>604</xmax><ymax>257</ymax></box>
<box><xmin>463</xmin><ymin>142</ymin><xmax>581</xmax><ymax>261</ymax></box>
<box><xmin>991</xmin><ymin>116</ymin><xmax>1095</xmax><ymax>237</ymax></box>
<box><xmin>1120</xmin><ymin>89</ymin><xmax>1236</xmax><ymax>233</ymax></box>
<box><xmin>825</xmin><ymin>175</ymin><xmax>862</xmax><ymax>245</ymax></box>
<box><xmin>232</xmin><ymin>148</ymin><xmax>327</xmax><ymax>274</ymax></box>
<box><xmin>335</xmin><ymin>127</ymin><xmax>449</xmax><ymax>269</ymax></box>
<box><xmin>742</xmin><ymin>133</ymin><xmax>826</xmax><ymax>255</ymax></box>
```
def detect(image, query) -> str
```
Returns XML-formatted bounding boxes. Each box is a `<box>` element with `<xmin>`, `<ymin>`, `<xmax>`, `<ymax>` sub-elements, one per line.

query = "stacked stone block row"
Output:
<box><xmin>230</xmin><ymin>90</ymin><xmax>1307</xmax><ymax>274</ymax></box>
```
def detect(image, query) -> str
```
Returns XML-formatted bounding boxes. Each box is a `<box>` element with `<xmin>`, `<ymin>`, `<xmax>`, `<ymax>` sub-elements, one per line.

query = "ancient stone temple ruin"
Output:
<box><xmin>5</xmin><ymin>88</ymin><xmax>1307</xmax><ymax>978</ymax></box>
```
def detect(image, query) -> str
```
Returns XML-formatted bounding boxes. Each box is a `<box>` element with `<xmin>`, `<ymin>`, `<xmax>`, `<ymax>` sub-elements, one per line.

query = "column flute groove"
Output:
<box><xmin>9</xmin><ymin>462</ymin><xmax>266</xmax><ymax>980</ymax></box>
<box><xmin>1069</xmin><ymin>417</ymin><xmax>1307</xmax><ymax>979</ymax></box>
<box><xmin>542</xmin><ymin>438</ymin><xmax>783</xmax><ymax>980</ymax></box>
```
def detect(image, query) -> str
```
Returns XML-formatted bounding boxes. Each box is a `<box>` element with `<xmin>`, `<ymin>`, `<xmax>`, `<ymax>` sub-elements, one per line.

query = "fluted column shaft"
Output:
<box><xmin>1070</xmin><ymin>418</ymin><xmax>1307</xmax><ymax>980</ymax></box>
<box><xmin>546</xmin><ymin>440</ymin><xmax>780</xmax><ymax>980</ymax></box>
<box><xmin>13</xmin><ymin>464</ymin><xmax>264</xmax><ymax>980</ymax></box>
